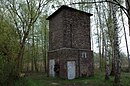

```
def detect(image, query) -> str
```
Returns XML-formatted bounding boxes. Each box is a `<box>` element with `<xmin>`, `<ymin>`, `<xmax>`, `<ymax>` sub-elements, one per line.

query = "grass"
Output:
<box><xmin>14</xmin><ymin>72</ymin><xmax>130</xmax><ymax>86</ymax></box>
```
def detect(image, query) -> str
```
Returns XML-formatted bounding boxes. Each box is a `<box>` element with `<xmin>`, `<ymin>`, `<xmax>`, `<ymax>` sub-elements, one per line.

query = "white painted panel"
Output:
<box><xmin>81</xmin><ymin>52</ymin><xmax>87</xmax><ymax>58</ymax></box>
<box><xmin>49</xmin><ymin>59</ymin><xmax>55</xmax><ymax>77</ymax></box>
<box><xmin>67</xmin><ymin>61</ymin><xmax>76</xmax><ymax>79</ymax></box>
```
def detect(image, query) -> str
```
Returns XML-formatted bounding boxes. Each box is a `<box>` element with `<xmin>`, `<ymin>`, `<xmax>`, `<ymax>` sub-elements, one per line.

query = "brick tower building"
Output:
<box><xmin>47</xmin><ymin>5</ymin><xmax>94</xmax><ymax>79</ymax></box>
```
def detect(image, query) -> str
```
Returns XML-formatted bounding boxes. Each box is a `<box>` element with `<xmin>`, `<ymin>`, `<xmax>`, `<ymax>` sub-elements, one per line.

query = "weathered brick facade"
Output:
<box><xmin>47</xmin><ymin>5</ymin><xmax>94</xmax><ymax>79</ymax></box>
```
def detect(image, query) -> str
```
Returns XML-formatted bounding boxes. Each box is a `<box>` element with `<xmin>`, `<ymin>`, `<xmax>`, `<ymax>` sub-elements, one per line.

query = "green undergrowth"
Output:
<box><xmin>14</xmin><ymin>72</ymin><xmax>130</xmax><ymax>86</ymax></box>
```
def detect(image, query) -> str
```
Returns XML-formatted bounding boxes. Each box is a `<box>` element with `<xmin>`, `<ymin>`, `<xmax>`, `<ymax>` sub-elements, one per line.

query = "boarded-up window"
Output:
<box><xmin>81</xmin><ymin>52</ymin><xmax>87</xmax><ymax>58</ymax></box>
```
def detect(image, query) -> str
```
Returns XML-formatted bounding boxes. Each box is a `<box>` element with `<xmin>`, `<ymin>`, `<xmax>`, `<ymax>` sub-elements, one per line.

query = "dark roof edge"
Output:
<box><xmin>46</xmin><ymin>5</ymin><xmax>93</xmax><ymax>20</ymax></box>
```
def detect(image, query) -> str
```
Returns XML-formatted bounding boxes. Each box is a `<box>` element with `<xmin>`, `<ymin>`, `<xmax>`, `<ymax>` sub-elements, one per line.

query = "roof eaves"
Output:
<box><xmin>46</xmin><ymin>5</ymin><xmax>93</xmax><ymax>20</ymax></box>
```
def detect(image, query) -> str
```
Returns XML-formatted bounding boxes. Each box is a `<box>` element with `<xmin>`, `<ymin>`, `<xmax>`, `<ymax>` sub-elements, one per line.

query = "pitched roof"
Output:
<box><xmin>47</xmin><ymin>5</ymin><xmax>93</xmax><ymax>20</ymax></box>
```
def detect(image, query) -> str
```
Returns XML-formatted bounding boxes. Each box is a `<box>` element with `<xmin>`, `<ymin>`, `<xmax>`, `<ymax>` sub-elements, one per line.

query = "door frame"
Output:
<box><xmin>49</xmin><ymin>59</ymin><xmax>55</xmax><ymax>77</ymax></box>
<box><xmin>67</xmin><ymin>60</ymin><xmax>76</xmax><ymax>79</ymax></box>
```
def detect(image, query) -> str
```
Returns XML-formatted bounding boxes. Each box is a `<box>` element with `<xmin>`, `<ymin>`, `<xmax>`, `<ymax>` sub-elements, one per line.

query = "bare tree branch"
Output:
<box><xmin>69</xmin><ymin>0</ymin><xmax>127</xmax><ymax>13</ymax></box>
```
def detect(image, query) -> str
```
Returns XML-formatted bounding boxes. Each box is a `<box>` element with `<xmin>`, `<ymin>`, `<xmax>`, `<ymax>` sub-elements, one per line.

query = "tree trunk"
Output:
<box><xmin>16</xmin><ymin>40</ymin><xmax>26</xmax><ymax>75</ymax></box>
<box><xmin>110</xmin><ymin>48</ymin><xmax>116</xmax><ymax>76</ymax></box>
<box><xmin>34</xmin><ymin>56</ymin><xmax>38</xmax><ymax>72</ymax></box>
<box><xmin>112</xmin><ymin>1</ymin><xmax>121</xmax><ymax>85</ymax></box>
<box><xmin>102</xmin><ymin>3</ymin><xmax>116</xmax><ymax>76</ymax></box>
<box><xmin>44</xmin><ymin>25</ymin><xmax>48</xmax><ymax>73</ymax></box>
<box><xmin>102</xmin><ymin>32</ymin><xmax>105</xmax><ymax>69</ymax></box>
<box><xmin>27</xmin><ymin>38</ymin><xmax>30</xmax><ymax>72</ymax></box>
<box><xmin>94</xmin><ymin>0</ymin><xmax>102</xmax><ymax>70</ymax></box>
<box><xmin>110</xmin><ymin>40</ymin><xmax>116</xmax><ymax>76</ymax></box>
<box><xmin>125</xmin><ymin>0</ymin><xmax>130</xmax><ymax>72</ymax></box>
<box><xmin>34</xmin><ymin>37</ymin><xmax>39</xmax><ymax>72</ymax></box>
<box><xmin>105</xmin><ymin>39</ymin><xmax>110</xmax><ymax>80</ymax></box>
<box><xmin>125</xmin><ymin>0</ymin><xmax>130</xmax><ymax>35</ymax></box>
<box><xmin>31</xmin><ymin>57</ymin><xmax>34</xmax><ymax>71</ymax></box>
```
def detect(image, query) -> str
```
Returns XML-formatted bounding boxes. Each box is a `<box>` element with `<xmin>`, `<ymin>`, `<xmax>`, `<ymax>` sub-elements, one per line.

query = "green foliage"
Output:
<box><xmin>0</xmin><ymin>54</ymin><xmax>17</xmax><ymax>85</ymax></box>
<box><xmin>14</xmin><ymin>72</ymin><xmax>130</xmax><ymax>86</ymax></box>
<box><xmin>0</xmin><ymin>18</ymin><xmax>19</xmax><ymax>85</ymax></box>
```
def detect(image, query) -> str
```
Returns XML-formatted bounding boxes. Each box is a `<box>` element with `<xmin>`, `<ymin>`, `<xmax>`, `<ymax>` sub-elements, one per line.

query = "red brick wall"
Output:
<box><xmin>48</xmin><ymin>6</ymin><xmax>93</xmax><ymax>79</ymax></box>
<box><xmin>49</xmin><ymin>7</ymin><xmax>91</xmax><ymax>50</ymax></box>
<box><xmin>48</xmin><ymin>48</ymin><xmax>94</xmax><ymax>79</ymax></box>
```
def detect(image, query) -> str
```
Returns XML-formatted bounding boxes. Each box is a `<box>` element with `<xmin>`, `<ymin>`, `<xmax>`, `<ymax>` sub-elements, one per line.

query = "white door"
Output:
<box><xmin>49</xmin><ymin>59</ymin><xmax>55</xmax><ymax>77</ymax></box>
<box><xmin>67</xmin><ymin>61</ymin><xmax>76</xmax><ymax>79</ymax></box>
